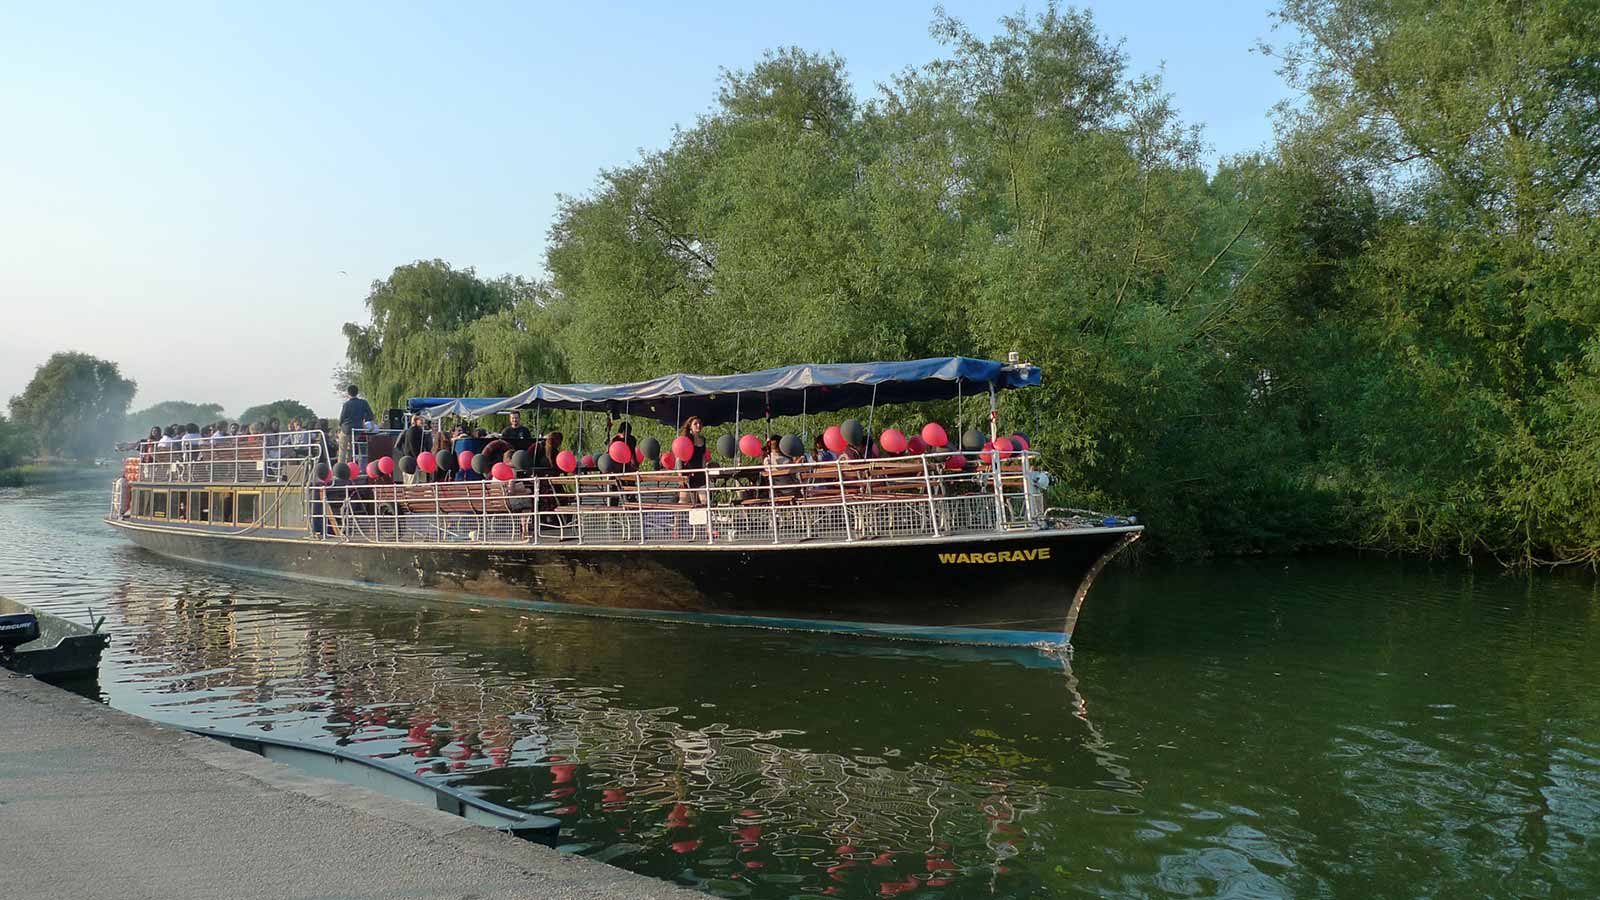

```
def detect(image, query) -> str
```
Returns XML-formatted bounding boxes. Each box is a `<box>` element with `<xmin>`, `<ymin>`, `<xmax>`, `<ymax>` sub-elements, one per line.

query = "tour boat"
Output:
<box><xmin>106</xmin><ymin>357</ymin><xmax>1141</xmax><ymax>647</ymax></box>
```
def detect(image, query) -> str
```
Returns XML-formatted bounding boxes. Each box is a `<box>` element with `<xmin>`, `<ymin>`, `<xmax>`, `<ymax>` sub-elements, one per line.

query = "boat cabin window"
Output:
<box><xmin>173</xmin><ymin>490</ymin><xmax>187</xmax><ymax>520</ymax></box>
<box><xmin>211</xmin><ymin>489</ymin><xmax>232</xmax><ymax>525</ymax></box>
<box><xmin>151</xmin><ymin>491</ymin><xmax>168</xmax><ymax>519</ymax></box>
<box><xmin>190</xmin><ymin>490</ymin><xmax>209</xmax><ymax>522</ymax></box>
<box><xmin>135</xmin><ymin>489</ymin><xmax>152</xmax><ymax>518</ymax></box>
<box><xmin>235</xmin><ymin>491</ymin><xmax>259</xmax><ymax>525</ymax></box>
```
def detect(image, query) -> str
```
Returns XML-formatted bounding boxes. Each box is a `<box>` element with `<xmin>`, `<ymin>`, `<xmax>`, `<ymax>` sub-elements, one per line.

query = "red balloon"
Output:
<box><xmin>457</xmin><ymin>450</ymin><xmax>474</xmax><ymax>470</ymax></box>
<box><xmin>944</xmin><ymin>453</ymin><xmax>968</xmax><ymax>471</ymax></box>
<box><xmin>880</xmin><ymin>428</ymin><xmax>908</xmax><ymax>454</ymax></box>
<box><xmin>366</xmin><ymin>461</ymin><xmax>380</xmax><ymax>479</ymax></box>
<box><xmin>907</xmin><ymin>435</ymin><xmax>928</xmax><ymax>454</ymax></box>
<box><xmin>671</xmin><ymin>435</ymin><xmax>694</xmax><ymax>462</ymax></box>
<box><xmin>994</xmin><ymin>436</ymin><xmax>1016</xmax><ymax>458</ymax></box>
<box><xmin>659</xmin><ymin>452</ymin><xmax>676</xmax><ymax>469</ymax></box>
<box><xmin>377</xmin><ymin>456</ymin><xmax>394</xmax><ymax>476</ymax></box>
<box><xmin>345</xmin><ymin>462</ymin><xmax>362</xmax><ymax>480</ymax></box>
<box><xmin>982</xmin><ymin>440</ymin><xmax>994</xmax><ymax>452</ymax></box>
<box><xmin>1012</xmin><ymin>434</ymin><xmax>1030</xmax><ymax>451</ymax></box>
<box><xmin>634</xmin><ymin>446</ymin><xmax>648</xmax><ymax>466</ymax></box>
<box><xmin>491</xmin><ymin>462</ymin><xmax>514</xmax><ymax>481</ymax></box>
<box><xmin>823</xmin><ymin>425</ymin><xmax>847</xmax><ymax>454</ymax></box>
<box><xmin>580</xmin><ymin>454</ymin><xmax>595</xmax><ymax>470</ymax></box>
<box><xmin>608</xmin><ymin>440</ymin><xmax>632</xmax><ymax>464</ymax></box>
<box><xmin>920</xmin><ymin>422</ymin><xmax>949</xmax><ymax>448</ymax></box>
<box><xmin>556</xmin><ymin>450</ymin><xmax>577</xmax><ymax>473</ymax></box>
<box><xmin>739</xmin><ymin>434</ymin><xmax>762</xmax><ymax>458</ymax></box>
<box><xmin>417</xmin><ymin>451</ymin><xmax>438</xmax><ymax>473</ymax></box>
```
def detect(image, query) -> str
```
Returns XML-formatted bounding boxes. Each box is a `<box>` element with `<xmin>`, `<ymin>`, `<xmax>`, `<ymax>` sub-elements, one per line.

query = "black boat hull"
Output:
<box><xmin>107</xmin><ymin>519</ymin><xmax>1140</xmax><ymax>646</ymax></box>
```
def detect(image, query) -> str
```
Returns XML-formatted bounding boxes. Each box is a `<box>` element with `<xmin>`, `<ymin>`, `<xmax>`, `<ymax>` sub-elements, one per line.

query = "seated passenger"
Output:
<box><xmin>607</xmin><ymin>418</ymin><xmax>636</xmax><ymax>457</ymax></box>
<box><xmin>532</xmin><ymin>431</ymin><xmax>564</xmax><ymax>473</ymax></box>
<box><xmin>764</xmin><ymin>437</ymin><xmax>800</xmax><ymax>496</ymax></box>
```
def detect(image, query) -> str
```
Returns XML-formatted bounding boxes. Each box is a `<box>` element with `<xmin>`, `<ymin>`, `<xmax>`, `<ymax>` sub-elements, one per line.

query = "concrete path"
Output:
<box><xmin>0</xmin><ymin>672</ymin><xmax>701</xmax><ymax>900</ymax></box>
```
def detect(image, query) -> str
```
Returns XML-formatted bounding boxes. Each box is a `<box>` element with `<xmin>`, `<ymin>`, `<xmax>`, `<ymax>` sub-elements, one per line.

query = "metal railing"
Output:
<box><xmin>311</xmin><ymin>450</ymin><xmax>1049</xmax><ymax>547</ymax></box>
<box><xmin>129</xmin><ymin>430</ymin><xmax>331</xmax><ymax>486</ymax></box>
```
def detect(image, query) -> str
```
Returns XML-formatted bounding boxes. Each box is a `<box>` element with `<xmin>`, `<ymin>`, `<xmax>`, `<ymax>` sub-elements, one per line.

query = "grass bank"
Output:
<box><xmin>0</xmin><ymin>464</ymin><xmax>113</xmax><ymax>488</ymax></box>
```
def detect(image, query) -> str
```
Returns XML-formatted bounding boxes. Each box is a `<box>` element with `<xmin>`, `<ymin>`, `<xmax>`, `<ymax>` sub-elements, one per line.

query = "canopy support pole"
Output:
<box><xmin>957</xmin><ymin>381</ymin><xmax>963</xmax><ymax>439</ymax></box>
<box><xmin>867</xmin><ymin>384</ymin><xmax>878</xmax><ymax>452</ymax></box>
<box><xmin>988</xmin><ymin>382</ymin><xmax>999</xmax><ymax>443</ymax></box>
<box><xmin>801</xmin><ymin>389</ymin><xmax>808</xmax><ymax>448</ymax></box>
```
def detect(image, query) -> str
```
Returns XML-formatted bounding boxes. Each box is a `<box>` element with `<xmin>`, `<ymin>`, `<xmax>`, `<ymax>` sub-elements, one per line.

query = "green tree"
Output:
<box><xmin>1266</xmin><ymin>0</ymin><xmax>1600</xmax><ymax>565</ymax></box>
<box><xmin>545</xmin><ymin>4</ymin><xmax>1318</xmax><ymax>557</ymax></box>
<box><xmin>0</xmin><ymin>413</ymin><xmax>29</xmax><ymax>469</ymax></box>
<box><xmin>342</xmin><ymin>262</ymin><xmax>569</xmax><ymax>412</ymax></box>
<box><xmin>7</xmin><ymin>352</ymin><xmax>137</xmax><ymax>461</ymax></box>
<box><xmin>124</xmin><ymin>400</ymin><xmax>228</xmax><ymax>440</ymax></box>
<box><xmin>237</xmin><ymin>399</ymin><xmax>318</xmax><ymax>427</ymax></box>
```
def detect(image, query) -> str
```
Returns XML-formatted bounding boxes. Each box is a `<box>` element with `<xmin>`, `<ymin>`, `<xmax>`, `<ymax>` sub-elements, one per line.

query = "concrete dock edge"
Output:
<box><xmin>0</xmin><ymin>671</ymin><xmax>702</xmax><ymax>899</ymax></box>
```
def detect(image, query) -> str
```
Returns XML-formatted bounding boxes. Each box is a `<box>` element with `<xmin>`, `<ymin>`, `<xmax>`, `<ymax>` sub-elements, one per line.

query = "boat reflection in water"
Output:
<box><xmin>101</xmin><ymin>573</ymin><xmax>1139</xmax><ymax>898</ymax></box>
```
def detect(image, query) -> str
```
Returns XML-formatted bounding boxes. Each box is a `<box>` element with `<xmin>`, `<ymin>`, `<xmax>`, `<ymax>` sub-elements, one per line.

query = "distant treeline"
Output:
<box><xmin>3</xmin><ymin>354</ymin><xmax>322</xmax><ymax>468</ymax></box>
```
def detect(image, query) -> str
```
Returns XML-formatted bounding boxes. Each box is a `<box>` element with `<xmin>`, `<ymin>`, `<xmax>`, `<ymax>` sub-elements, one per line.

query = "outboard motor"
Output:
<box><xmin>0</xmin><ymin>612</ymin><xmax>41</xmax><ymax>655</ymax></box>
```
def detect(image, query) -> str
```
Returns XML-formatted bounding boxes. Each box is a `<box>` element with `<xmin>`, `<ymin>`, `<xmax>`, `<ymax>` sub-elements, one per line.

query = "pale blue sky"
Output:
<box><xmin>0</xmin><ymin>1</ymin><xmax>1292</xmax><ymax>419</ymax></box>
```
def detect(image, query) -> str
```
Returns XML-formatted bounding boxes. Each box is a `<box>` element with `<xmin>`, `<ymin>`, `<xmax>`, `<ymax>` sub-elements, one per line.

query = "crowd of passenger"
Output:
<box><xmin>137</xmin><ymin>417</ymin><xmax>331</xmax><ymax>463</ymax></box>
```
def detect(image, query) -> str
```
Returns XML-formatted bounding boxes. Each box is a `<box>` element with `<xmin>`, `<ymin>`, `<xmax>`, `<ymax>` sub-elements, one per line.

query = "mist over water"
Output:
<box><xmin>4</xmin><ymin>483</ymin><xmax>1598</xmax><ymax>898</ymax></box>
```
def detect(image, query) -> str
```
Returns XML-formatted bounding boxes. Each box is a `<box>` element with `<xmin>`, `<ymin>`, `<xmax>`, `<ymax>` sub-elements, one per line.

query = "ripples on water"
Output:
<box><xmin>3</xmin><ymin>484</ymin><xmax>1598</xmax><ymax>897</ymax></box>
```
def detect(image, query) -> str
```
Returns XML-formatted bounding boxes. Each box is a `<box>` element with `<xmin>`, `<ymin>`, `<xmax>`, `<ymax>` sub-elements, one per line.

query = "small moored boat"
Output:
<box><xmin>107</xmin><ymin>357</ymin><xmax>1140</xmax><ymax>647</ymax></box>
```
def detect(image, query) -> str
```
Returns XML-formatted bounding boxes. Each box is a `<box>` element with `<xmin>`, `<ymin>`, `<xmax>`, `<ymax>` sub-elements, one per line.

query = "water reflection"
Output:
<box><xmin>95</xmin><ymin>572</ymin><xmax>1137</xmax><ymax>897</ymax></box>
<box><xmin>5</xmin><ymin>487</ymin><xmax>1600</xmax><ymax>897</ymax></box>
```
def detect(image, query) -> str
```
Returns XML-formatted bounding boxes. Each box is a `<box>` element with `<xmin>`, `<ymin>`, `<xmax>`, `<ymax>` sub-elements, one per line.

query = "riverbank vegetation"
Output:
<box><xmin>337</xmin><ymin>1</ymin><xmax>1600</xmax><ymax>567</ymax></box>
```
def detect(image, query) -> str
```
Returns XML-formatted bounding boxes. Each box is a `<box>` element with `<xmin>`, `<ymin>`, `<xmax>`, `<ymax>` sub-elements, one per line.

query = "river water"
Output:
<box><xmin>3</xmin><ymin>483</ymin><xmax>1597</xmax><ymax>898</ymax></box>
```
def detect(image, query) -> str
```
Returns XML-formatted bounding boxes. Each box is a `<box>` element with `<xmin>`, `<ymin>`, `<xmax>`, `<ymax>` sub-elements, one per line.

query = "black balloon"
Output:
<box><xmin>471</xmin><ymin>453</ymin><xmax>490</xmax><ymax>475</ymax></box>
<box><xmin>435</xmin><ymin>448</ymin><xmax>456</xmax><ymax>471</ymax></box>
<box><xmin>780</xmin><ymin>434</ymin><xmax>804</xmax><ymax>458</ymax></box>
<box><xmin>597</xmin><ymin>454</ymin><xmax>619</xmax><ymax>474</ymax></box>
<box><xmin>639</xmin><ymin>436</ymin><xmax>661</xmax><ymax>462</ymax></box>
<box><xmin>961</xmin><ymin>428</ymin><xmax>985</xmax><ymax>452</ymax></box>
<box><xmin>715</xmin><ymin>433</ymin><xmax>738</xmax><ymax>459</ymax></box>
<box><xmin>841</xmin><ymin>418</ymin><xmax>865</xmax><ymax>447</ymax></box>
<box><xmin>399</xmin><ymin>455</ymin><xmax>417</xmax><ymax>475</ymax></box>
<box><xmin>511</xmin><ymin>449</ymin><xmax>532</xmax><ymax>472</ymax></box>
<box><xmin>314</xmin><ymin>462</ymin><xmax>330</xmax><ymax>481</ymax></box>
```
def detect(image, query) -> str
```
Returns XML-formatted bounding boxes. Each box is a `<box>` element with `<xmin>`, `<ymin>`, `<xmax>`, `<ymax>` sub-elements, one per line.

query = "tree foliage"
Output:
<box><xmin>237</xmin><ymin>399</ymin><xmax>318</xmax><ymax>427</ymax></box>
<box><xmin>0</xmin><ymin>413</ymin><xmax>29</xmax><ymax>469</ymax></box>
<box><xmin>342</xmin><ymin>260</ymin><xmax>569</xmax><ymax>413</ymax></box>
<box><xmin>1261</xmin><ymin>0</ymin><xmax>1600</xmax><ymax>565</ymax></box>
<box><xmin>7</xmin><ymin>352</ymin><xmax>137</xmax><ymax>461</ymax></box>
<box><xmin>338</xmin><ymin>1</ymin><xmax>1600</xmax><ymax>566</ymax></box>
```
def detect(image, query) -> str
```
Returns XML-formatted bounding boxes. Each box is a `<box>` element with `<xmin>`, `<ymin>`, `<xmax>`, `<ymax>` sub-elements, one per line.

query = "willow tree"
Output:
<box><xmin>342</xmin><ymin>261</ymin><xmax>570</xmax><ymax>412</ymax></box>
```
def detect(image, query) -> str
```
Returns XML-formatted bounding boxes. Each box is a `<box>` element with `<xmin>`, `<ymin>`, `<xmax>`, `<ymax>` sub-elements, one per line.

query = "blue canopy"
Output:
<box><xmin>406</xmin><ymin>397</ymin><xmax>506</xmax><ymax>415</ymax></box>
<box><xmin>415</xmin><ymin>357</ymin><xmax>1039</xmax><ymax>427</ymax></box>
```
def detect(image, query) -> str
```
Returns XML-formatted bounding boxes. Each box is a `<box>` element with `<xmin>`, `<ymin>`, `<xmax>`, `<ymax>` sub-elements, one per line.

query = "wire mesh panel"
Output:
<box><xmin>306</xmin><ymin>450</ymin><xmax>1051</xmax><ymax>549</ymax></box>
